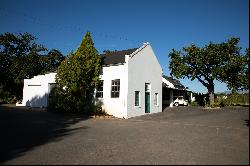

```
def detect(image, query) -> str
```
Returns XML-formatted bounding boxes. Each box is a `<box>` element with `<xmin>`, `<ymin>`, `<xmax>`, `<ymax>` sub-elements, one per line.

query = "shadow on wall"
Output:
<box><xmin>0</xmin><ymin>104</ymin><xmax>89</xmax><ymax>164</ymax></box>
<box><xmin>25</xmin><ymin>93</ymin><xmax>48</xmax><ymax>108</ymax></box>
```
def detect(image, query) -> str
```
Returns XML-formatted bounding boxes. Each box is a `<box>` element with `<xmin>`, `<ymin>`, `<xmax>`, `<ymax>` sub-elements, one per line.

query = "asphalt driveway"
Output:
<box><xmin>0</xmin><ymin>105</ymin><xmax>249</xmax><ymax>165</ymax></box>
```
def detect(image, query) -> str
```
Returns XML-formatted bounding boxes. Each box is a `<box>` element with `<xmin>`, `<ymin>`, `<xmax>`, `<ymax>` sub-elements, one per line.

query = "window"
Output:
<box><xmin>135</xmin><ymin>91</ymin><xmax>140</xmax><ymax>106</ymax></box>
<box><xmin>111</xmin><ymin>79</ymin><xmax>120</xmax><ymax>98</ymax></box>
<box><xmin>154</xmin><ymin>93</ymin><xmax>158</xmax><ymax>106</ymax></box>
<box><xmin>96</xmin><ymin>80</ymin><xmax>103</xmax><ymax>98</ymax></box>
<box><xmin>145</xmin><ymin>83</ymin><xmax>150</xmax><ymax>92</ymax></box>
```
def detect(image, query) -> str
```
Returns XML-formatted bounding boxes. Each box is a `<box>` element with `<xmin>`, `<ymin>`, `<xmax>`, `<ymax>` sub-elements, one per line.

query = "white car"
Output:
<box><xmin>173</xmin><ymin>96</ymin><xmax>188</xmax><ymax>106</ymax></box>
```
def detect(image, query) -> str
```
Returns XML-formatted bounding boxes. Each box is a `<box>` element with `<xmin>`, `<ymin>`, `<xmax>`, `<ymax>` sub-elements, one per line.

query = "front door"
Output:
<box><xmin>145</xmin><ymin>92</ymin><xmax>150</xmax><ymax>113</ymax></box>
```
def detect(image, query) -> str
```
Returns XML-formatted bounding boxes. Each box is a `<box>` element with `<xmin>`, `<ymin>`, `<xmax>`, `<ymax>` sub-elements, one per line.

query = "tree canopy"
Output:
<box><xmin>0</xmin><ymin>32</ymin><xmax>64</xmax><ymax>101</ymax></box>
<box><xmin>54</xmin><ymin>31</ymin><xmax>101</xmax><ymax>113</ymax></box>
<box><xmin>169</xmin><ymin>37</ymin><xmax>249</xmax><ymax>105</ymax></box>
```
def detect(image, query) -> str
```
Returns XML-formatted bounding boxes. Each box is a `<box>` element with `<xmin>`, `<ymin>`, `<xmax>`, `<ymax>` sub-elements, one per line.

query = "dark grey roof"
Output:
<box><xmin>163</xmin><ymin>75</ymin><xmax>187</xmax><ymax>90</ymax></box>
<box><xmin>100</xmin><ymin>48</ymin><xmax>138</xmax><ymax>65</ymax></box>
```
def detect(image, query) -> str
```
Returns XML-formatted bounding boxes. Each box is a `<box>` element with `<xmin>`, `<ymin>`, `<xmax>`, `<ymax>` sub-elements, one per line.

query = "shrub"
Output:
<box><xmin>208</xmin><ymin>98</ymin><xmax>225</xmax><ymax>108</ymax></box>
<box><xmin>219</xmin><ymin>102</ymin><xmax>225</xmax><ymax>107</ymax></box>
<box><xmin>93</xmin><ymin>99</ymin><xmax>108</xmax><ymax>116</ymax></box>
<box><xmin>48</xmin><ymin>86</ymin><xmax>74</xmax><ymax>113</ymax></box>
<box><xmin>193</xmin><ymin>93</ymin><xmax>208</xmax><ymax>106</ymax></box>
<box><xmin>210</xmin><ymin>102</ymin><xmax>221</xmax><ymax>108</ymax></box>
<box><xmin>220</xmin><ymin>93</ymin><xmax>249</xmax><ymax>106</ymax></box>
<box><xmin>48</xmin><ymin>86</ymin><xmax>106</xmax><ymax>116</ymax></box>
<box><xmin>191</xmin><ymin>101</ymin><xmax>198</xmax><ymax>106</ymax></box>
<box><xmin>0</xmin><ymin>90</ymin><xmax>17</xmax><ymax>104</ymax></box>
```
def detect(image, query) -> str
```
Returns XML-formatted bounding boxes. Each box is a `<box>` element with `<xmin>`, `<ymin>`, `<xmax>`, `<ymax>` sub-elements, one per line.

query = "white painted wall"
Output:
<box><xmin>98</xmin><ymin>64</ymin><xmax>127</xmax><ymax>118</ymax></box>
<box><xmin>17</xmin><ymin>73</ymin><xmax>56</xmax><ymax>107</ymax></box>
<box><xmin>127</xmin><ymin>43</ymin><xmax>163</xmax><ymax>118</ymax></box>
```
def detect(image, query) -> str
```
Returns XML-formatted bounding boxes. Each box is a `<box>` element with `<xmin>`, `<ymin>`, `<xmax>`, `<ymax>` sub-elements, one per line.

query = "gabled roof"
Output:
<box><xmin>162</xmin><ymin>75</ymin><xmax>187</xmax><ymax>90</ymax></box>
<box><xmin>100</xmin><ymin>48</ymin><xmax>138</xmax><ymax>65</ymax></box>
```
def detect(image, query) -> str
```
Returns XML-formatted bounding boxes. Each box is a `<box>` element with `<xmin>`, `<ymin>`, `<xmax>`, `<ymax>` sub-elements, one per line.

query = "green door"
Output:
<box><xmin>145</xmin><ymin>92</ymin><xmax>150</xmax><ymax>113</ymax></box>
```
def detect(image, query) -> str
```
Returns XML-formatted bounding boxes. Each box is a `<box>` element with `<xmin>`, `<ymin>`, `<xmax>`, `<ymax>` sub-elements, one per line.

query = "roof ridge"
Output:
<box><xmin>100</xmin><ymin>47</ymin><xmax>138</xmax><ymax>56</ymax></box>
<box><xmin>130</xmin><ymin>42</ymin><xmax>149</xmax><ymax>58</ymax></box>
<box><xmin>112</xmin><ymin>47</ymin><xmax>138</xmax><ymax>52</ymax></box>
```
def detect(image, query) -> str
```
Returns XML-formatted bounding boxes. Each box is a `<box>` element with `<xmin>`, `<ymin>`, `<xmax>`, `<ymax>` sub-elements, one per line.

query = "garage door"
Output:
<box><xmin>26</xmin><ymin>85</ymin><xmax>48</xmax><ymax>107</ymax></box>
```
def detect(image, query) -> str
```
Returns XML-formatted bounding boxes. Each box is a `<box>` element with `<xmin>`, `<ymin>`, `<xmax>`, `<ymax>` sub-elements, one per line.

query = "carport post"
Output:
<box><xmin>170</xmin><ymin>89</ymin><xmax>173</xmax><ymax>107</ymax></box>
<box><xmin>190</xmin><ymin>92</ymin><xmax>193</xmax><ymax>102</ymax></box>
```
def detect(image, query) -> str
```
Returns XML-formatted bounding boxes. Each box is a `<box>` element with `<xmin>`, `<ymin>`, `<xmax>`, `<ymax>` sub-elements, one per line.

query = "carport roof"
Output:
<box><xmin>162</xmin><ymin>75</ymin><xmax>189</xmax><ymax>91</ymax></box>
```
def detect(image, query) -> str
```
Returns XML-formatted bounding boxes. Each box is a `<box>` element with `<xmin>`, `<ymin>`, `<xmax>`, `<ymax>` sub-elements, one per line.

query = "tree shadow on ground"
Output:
<box><xmin>0</xmin><ymin>105</ymin><xmax>90</xmax><ymax>163</ymax></box>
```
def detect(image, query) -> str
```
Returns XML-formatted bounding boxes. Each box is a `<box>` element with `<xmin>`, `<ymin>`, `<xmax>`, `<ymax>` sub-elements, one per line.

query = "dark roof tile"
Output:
<box><xmin>100</xmin><ymin>48</ymin><xmax>138</xmax><ymax>65</ymax></box>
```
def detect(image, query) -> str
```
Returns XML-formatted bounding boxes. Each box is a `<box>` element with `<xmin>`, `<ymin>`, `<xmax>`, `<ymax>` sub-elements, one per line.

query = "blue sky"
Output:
<box><xmin>0</xmin><ymin>0</ymin><xmax>249</xmax><ymax>93</ymax></box>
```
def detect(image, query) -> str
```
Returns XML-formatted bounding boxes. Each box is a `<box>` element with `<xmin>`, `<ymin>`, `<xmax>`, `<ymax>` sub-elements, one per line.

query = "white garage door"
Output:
<box><xmin>26</xmin><ymin>84</ymin><xmax>48</xmax><ymax>107</ymax></box>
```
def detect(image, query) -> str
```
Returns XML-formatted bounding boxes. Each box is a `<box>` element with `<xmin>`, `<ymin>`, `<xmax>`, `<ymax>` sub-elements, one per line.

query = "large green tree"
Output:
<box><xmin>55</xmin><ymin>31</ymin><xmax>101</xmax><ymax>113</ymax></box>
<box><xmin>169</xmin><ymin>38</ymin><xmax>249</xmax><ymax>105</ymax></box>
<box><xmin>0</xmin><ymin>32</ymin><xmax>64</xmax><ymax>100</ymax></box>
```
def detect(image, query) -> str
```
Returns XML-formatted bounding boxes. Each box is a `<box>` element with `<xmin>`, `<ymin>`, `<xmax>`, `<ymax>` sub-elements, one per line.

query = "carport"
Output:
<box><xmin>162</xmin><ymin>75</ymin><xmax>192</xmax><ymax>107</ymax></box>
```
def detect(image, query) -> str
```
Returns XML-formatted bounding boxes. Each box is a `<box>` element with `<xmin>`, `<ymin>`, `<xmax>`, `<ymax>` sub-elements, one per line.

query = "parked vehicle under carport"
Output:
<box><xmin>173</xmin><ymin>96</ymin><xmax>189</xmax><ymax>106</ymax></box>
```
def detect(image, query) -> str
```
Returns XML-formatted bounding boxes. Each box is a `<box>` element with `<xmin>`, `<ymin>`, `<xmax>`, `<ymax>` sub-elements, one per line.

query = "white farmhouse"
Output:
<box><xmin>17</xmin><ymin>42</ymin><xmax>163</xmax><ymax>119</ymax></box>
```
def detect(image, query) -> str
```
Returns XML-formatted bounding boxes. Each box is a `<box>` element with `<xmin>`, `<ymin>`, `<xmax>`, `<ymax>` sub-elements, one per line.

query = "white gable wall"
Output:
<box><xmin>127</xmin><ymin>43</ymin><xmax>163</xmax><ymax>118</ymax></box>
<box><xmin>99</xmin><ymin>64</ymin><xmax>127</xmax><ymax>118</ymax></box>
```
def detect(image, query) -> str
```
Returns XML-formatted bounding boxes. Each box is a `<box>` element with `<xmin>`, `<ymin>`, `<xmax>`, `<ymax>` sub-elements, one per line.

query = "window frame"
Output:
<box><xmin>145</xmin><ymin>83</ymin><xmax>151</xmax><ymax>92</ymax></box>
<box><xmin>96</xmin><ymin>80</ymin><xmax>104</xmax><ymax>98</ymax></box>
<box><xmin>111</xmin><ymin>79</ymin><xmax>120</xmax><ymax>98</ymax></box>
<box><xmin>135</xmin><ymin>91</ymin><xmax>140</xmax><ymax>107</ymax></box>
<box><xmin>154</xmin><ymin>93</ymin><xmax>159</xmax><ymax>106</ymax></box>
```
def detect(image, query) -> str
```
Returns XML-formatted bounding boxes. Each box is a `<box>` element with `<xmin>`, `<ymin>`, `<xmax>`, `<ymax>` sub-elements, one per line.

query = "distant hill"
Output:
<box><xmin>237</xmin><ymin>90</ymin><xmax>249</xmax><ymax>94</ymax></box>
<box><xmin>219</xmin><ymin>91</ymin><xmax>231</xmax><ymax>95</ymax></box>
<box><xmin>217</xmin><ymin>90</ymin><xmax>249</xmax><ymax>95</ymax></box>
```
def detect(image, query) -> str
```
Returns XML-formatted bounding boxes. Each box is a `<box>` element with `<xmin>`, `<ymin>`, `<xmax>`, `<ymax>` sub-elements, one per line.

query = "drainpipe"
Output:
<box><xmin>123</xmin><ymin>55</ymin><xmax>130</xmax><ymax>119</ymax></box>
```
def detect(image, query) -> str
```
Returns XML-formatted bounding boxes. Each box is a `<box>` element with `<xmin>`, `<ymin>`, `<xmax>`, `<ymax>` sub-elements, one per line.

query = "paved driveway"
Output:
<box><xmin>0</xmin><ymin>105</ymin><xmax>249</xmax><ymax>165</ymax></box>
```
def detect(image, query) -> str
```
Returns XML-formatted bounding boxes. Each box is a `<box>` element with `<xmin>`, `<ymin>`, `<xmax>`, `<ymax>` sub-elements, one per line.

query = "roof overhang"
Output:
<box><xmin>162</xmin><ymin>77</ymin><xmax>175</xmax><ymax>88</ymax></box>
<box><xmin>162</xmin><ymin>76</ymin><xmax>192</xmax><ymax>92</ymax></box>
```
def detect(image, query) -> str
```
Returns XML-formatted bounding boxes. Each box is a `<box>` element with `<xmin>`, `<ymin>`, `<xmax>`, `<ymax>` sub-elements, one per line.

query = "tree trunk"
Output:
<box><xmin>208</xmin><ymin>82</ymin><xmax>215</xmax><ymax>106</ymax></box>
<box><xmin>209</xmin><ymin>92</ymin><xmax>214</xmax><ymax>105</ymax></box>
